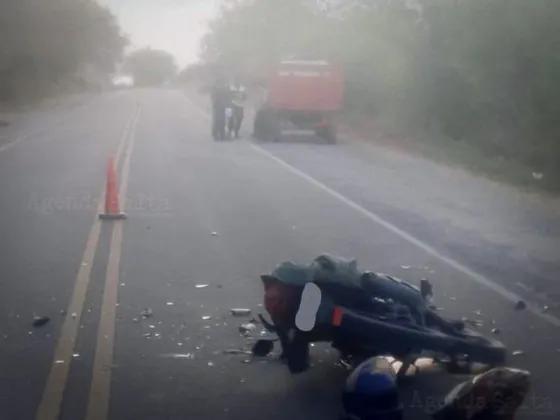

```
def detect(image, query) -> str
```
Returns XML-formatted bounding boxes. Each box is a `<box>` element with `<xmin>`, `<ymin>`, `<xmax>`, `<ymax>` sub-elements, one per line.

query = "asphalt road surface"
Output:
<box><xmin>1</xmin><ymin>88</ymin><xmax>559</xmax><ymax>420</ymax></box>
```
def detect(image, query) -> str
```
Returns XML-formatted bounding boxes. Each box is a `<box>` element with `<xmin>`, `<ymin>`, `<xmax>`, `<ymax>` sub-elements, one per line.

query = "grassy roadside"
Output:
<box><xmin>341</xmin><ymin>111</ymin><xmax>560</xmax><ymax>196</ymax></box>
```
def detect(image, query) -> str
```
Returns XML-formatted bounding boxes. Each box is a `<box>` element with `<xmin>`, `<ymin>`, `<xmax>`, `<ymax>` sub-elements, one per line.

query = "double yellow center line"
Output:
<box><xmin>36</xmin><ymin>103</ymin><xmax>141</xmax><ymax>420</ymax></box>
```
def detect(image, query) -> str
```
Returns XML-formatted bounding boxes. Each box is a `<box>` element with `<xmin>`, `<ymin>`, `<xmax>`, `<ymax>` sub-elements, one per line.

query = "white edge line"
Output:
<box><xmin>182</xmin><ymin>91</ymin><xmax>560</xmax><ymax>328</ymax></box>
<box><xmin>0</xmin><ymin>136</ymin><xmax>22</xmax><ymax>155</ymax></box>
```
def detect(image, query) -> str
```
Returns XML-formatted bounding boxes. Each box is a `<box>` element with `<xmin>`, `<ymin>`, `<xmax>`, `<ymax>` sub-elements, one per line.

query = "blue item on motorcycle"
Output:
<box><xmin>342</xmin><ymin>356</ymin><xmax>403</xmax><ymax>420</ymax></box>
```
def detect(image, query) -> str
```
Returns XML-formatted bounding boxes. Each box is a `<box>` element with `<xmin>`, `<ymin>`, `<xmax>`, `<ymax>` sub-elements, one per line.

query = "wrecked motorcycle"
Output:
<box><xmin>253</xmin><ymin>255</ymin><xmax>507</xmax><ymax>376</ymax></box>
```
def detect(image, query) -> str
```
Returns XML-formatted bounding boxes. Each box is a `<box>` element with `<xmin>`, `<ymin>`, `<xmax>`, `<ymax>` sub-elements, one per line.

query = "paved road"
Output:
<box><xmin>1</xmin><ymin>88</ymin><xmax>559</xmax><ymax>420</ymax></box>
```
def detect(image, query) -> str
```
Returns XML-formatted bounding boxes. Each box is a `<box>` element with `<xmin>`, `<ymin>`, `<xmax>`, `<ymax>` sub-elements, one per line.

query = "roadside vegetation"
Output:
<box><xmin>186</xmin><ymin>0</ymin><xmax>560</xmax><ymax>193</ymax></box>
<box><xmin>0</xmin><ymin>0</ymin><xmax>126</xmax><ymax>106</ymax></box>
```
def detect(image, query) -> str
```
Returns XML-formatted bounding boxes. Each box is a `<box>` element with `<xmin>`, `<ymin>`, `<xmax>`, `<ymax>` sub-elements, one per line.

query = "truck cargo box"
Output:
<box><xmin>267</xmin><ymin>60</ymin><xmax>344</xmax><ymax>112</ymax></box>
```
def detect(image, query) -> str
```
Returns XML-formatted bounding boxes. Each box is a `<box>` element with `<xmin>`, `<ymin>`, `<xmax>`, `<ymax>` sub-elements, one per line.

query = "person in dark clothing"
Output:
<box><xmin>210</xmin><ymin>78</ymin><xmax>231</xmax><ymax>141</ymax></box>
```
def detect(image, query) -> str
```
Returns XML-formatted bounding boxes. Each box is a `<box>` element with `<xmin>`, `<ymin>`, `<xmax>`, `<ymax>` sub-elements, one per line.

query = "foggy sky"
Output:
<box><xmin>100</xmin><ymin>0</ymin><xmax>220</xmax><ymax>68</ymax></box>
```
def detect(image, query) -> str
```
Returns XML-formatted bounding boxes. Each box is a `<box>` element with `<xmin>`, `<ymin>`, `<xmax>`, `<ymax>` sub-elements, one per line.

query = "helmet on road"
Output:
<box><xmin>342</xmin><ymin>356</ymin><xmax>403</xmax><ymax>420</ymax></box>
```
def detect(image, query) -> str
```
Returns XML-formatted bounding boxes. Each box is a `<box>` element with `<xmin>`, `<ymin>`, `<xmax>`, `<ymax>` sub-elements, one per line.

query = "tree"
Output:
<box><xmin>0</xmin><ymin>0</ymin><xmax>127</xmax><ymax>102</ymax></box>
<box><xmin>123</xmin><ymin>48</ymin><xmax>178</xmax><ymax>87</ymax></box>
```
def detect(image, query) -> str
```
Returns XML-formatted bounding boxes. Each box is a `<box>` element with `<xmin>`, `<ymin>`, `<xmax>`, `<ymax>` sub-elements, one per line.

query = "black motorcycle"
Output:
<box><xmin>252</xmin><ymin>255</ymin><xmax>507</xmax><ymax>376</ymax></box>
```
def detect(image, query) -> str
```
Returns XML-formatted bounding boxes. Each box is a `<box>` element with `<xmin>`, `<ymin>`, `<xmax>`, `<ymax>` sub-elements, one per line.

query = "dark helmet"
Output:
<box><xmin>342</xmin><ymin>357</ymin><xmax>404</xmax><ymax>420</ymax></box>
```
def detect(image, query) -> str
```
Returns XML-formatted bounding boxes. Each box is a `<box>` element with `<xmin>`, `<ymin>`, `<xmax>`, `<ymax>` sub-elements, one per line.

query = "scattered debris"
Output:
<box><xmin>230</xmin><ymin>308</ymin><xmax>252</xmax><ymax>316</ymax></box>
<box><xmin>202</xmin><ymin>316</ymin><xmax>212</xmax><ymax>320</ymax></box>
<box><xmin>532</xmin><ymin>172</ymin><xmax>544</xmax><ymax>180</ymax></box>
<box><xmin>224</xmin><ymin>349</ymin><xmax>253</xmax><ymax>355</ymax></box>
<box><xmin>542</xmin><ymin>305</ymin><xmax>549</xmax><ymax>313</ymax></box>
<box><xmin>143</xmin><ymin>333</ymin><xmax>153</xmax><ymax>338</ymax></box>
<box><xmin>474</xmin><ymin>310</ymin><xmax>482</xmax><ymax>316</ymax></box>
<box><xmin>208</xmin><ymin>362</ymin><xmax>215</xmax><ymax>367</ymax></box>
<box><xmin>491</xmin><ymin>328</ymin><xmax>500</xmax><ymax>334</ymax></box>
<box><xmin>239</xmin><ymin>323</ymin><xmax>257</xmax><ymax>335</ymax></box>
<box><xmin>241</xmin><ymin>359</ymin><xmax>251</xmax><ymax>364</ymax></box>
<box><xmin>461</xmin><ymin>317</ymin><xmax>483</xmax><ymax>327</ymax></box>
<box><xmin>32</xmin><ymin>316</ymin><xmax>50</xmax><ymax>327</ymax></box>
<box><xmin>71</xmin><ymin>313</ymin><xmax>77</xmax><ymax>319</ymax></box>
<box><xmin>161</xmin><ymin>353</ymin><xmax>194</xmax><ymax>359</ymax></box>
<box><xmin>60</xmin><ymin>310</ymin><xmax>66</xmax><ymax>316</ymax></box>
<box><xmin>338</xmin><ymin>359</ymin><xmax>352</xmax><ymax>370</ymax></box>
<box><xmin>120</xmin><ymin>283</ymin><xmax>126</xmax><ymax>287</ymax></box>
<box><xmin>512</xmin><ymin>350</ymin><xmax>525</xmax><ymax>356</ymax></box>
<box><xmin>132</xmin><ymin>318</ymin><xmax>140</xmax><ymax>323</ymax></box>
<box><xmin>166</xmin><ymin>302</ymin><xmax>174</xmax><ymax>306</ymax></box>
<box><xmin>149</xmin><ymin>325</ymin><xmax>156</xmax><ymax>329</ymax></box>
<box><xmin>195</xmin><ymin>284</ymin><xmax>209</xmax><ymax>289</ymax></box>
<box><xmin>514</xmin><ymin>300</ymin><xmax>527</xmax><ymax>311</ymax></box>
<box><xmin>211</xmin><ymin>232</ymin><xmax>219</xmax><ymax>237</ymax></box>
<box><xmin>72</xmin><ymin>353</ymin><xmax>80</xmax><ymax>358</ymax></box>
<box><xmin>401</xmin><ymin>265</ymin><xmax>411</xmax><ymax>270</ymax></box>
<box><xmin>142</xmin><ymin>308</ymin><xmax>154</xmax><ymax>318</ymax></box>
<box><xmin>251</xmin><ymin>340</ymin><xmax>274</xmax><ymax>357</ymax></box>
<box><xmin>449</xmin><ymin>297</ymin><xmax>457</xmax><ymax>301</ymax></box>
<box><xmin>55</xmin><ymin>360</ymin><xmax>65</xmax><ymax>364</ymax></box>
<box><xmin>81</xmin><ymin>262</ymin><xmax>88</xmax><ymax>267</ymax></box>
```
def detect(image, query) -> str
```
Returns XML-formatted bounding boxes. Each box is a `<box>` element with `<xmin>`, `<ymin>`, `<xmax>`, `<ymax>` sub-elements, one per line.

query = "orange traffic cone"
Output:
<box><xmin>99</xmin><ymin>156</ymin><xmax>127</xmax><ymax>220</ymax></box>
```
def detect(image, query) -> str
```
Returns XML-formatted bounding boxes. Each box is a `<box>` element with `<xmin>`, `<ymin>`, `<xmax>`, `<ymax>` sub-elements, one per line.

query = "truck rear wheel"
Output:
<box><xmin>317</xmin><ymin>125</ymin><xmax>337</xmax><ymax>144</ymax></box>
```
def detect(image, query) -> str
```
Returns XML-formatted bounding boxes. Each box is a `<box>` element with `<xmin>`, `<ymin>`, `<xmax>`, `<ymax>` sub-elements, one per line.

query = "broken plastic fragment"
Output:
<box><xmin>32</xmin><ymin>316</ymin><xmax>51</xmax><ymax>327</ymax></box>
<box><xmin>142</xmin><ymin>308</ymin><xmax>154</xmax><ymax>318</ymax></box>
<box><xmin>449</xmin><ymin>297</ymin><xmax>457</xmax><ymax>301</ymax></box>
<box><xmin>401</xmin><ymin>265</ymin><xmax>411</xmax><ymax>270</ymax></box>
<box><xmin>132</xmin><ymin>318</ymin><xmax>140</xmax><ymax>323</ymax></box>
<box><xmin>208</xmin><ymin>362</ymin><xmax>214</xmax><ymax>367</ymax></box>
<box><xmin>72</xmin><ymin>353</ymin><xmax>80</xmax><ymax>358</ymax></box>
<box><xmin>149</xmin><ymin>324</ymin><xmax>156</xmax><ymax>329</ymax></box>
<box><xmin>166</xmin><ymin>302</ymin><xmax>174</xmax><ymax>306</ymax></box>
<box><xmin>251</xmin><ymin>340</ymin><xmax>274</xmax><ymax>357</ymax></box>
<box><xmin>241</xmin><ymin>359</ymin><xmax>251</xmax><ymax>364</ymax></box>
<box><xmin>55</xmin><ymin>360</ymin><xmax>65</xmax><ymax>364</ymax></box>
<box><xmin>162</xmin><ymin>353</ymin><xmax>194</xmax><ymax>359</ymax></box>
<box><xmin>211</xmin><ymin>232</ymin><xmax>219</xmax><ymax>236</ymax></box>
<box><xmin>542</xmin><ymin>305</ymin><xmax>549</xmax><ymax>313</ymax></box>
<box><xmin>224</xmin><ymin>349</ymin><xmax>253</xmax><ymax>355</ymax></box>
<box><xmin>474</xmin><ymin>310</ymin><xmax>482</xmax><ymax>316</ymax></box>
<box><xmin>202</xmin><ymin>316</ymin><xmax>212</xmax><ymax>320</ymax></box>
<box><xmin>71</xmin><ymin>313</ymin><xmax>77</xmax><ymax>319</ymax></box>
<box><xmin>491</xmin><ymin>328</ymin><xmax>500</xmax><ymax>334</ymax></box>
<box><xmin>514</xmin><ymin>300</ymin><xmax>527</xmax><ymax>311</ymax></box>
<box><xmin>512</xmin><ymin>350</ymin><xmax>524</xmax><ymax>356</ymax></box>
<box><xmin>230</xmin><ymin>308</ymin><xmax>252</xmax><ymax>316</ymax></box>
<box><xmin>239</xmin><ymin>323</ymin><xmax>257</xmax><ymax>335</ymax></box>
<box><xmin>339</xmin><ymin>359</ymin><xmax>352</xmax><ymax>370</ymax></box>
<box><xmin>195</xmin><ymin>284</ymin><xmax>209</xmax><ymax>289</ymax></box>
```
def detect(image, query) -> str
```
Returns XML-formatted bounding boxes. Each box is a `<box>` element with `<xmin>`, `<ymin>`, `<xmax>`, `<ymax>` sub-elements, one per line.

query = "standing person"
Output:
<box><xmin>229</xmin><ymin>78</ymin><xmax>247</xmax><ymax>138</ymax></box>
<box><xmin>210</xmin><ymin>77</ymin><xmax>230</xmax><ymax>141</ymax></box>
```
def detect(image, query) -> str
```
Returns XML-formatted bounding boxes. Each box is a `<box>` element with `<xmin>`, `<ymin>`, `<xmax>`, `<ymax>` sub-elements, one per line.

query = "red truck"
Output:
<box><xmin>253</xmin><ymin>60</ymin><xmax>344</xmax><ymax>144</ymax></box>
